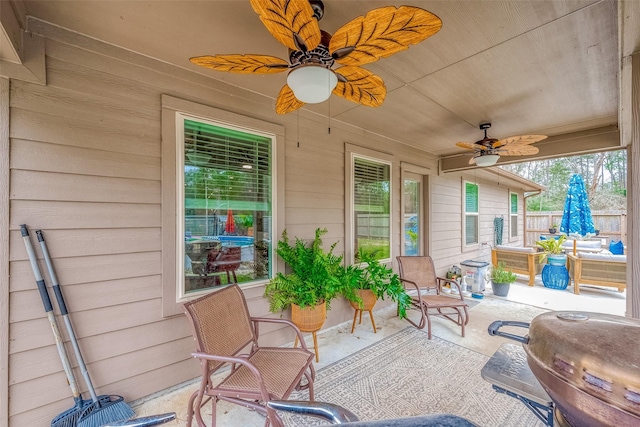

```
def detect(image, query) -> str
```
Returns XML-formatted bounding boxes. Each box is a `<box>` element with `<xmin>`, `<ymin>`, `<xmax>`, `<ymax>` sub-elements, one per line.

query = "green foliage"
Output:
<box><xmin>355</xmin><ymin>239</ymin><xmax>390</xmax><ymax>261</ymax></box>
<box><xmin>407</xmin><ymin>229</ymin><xmax>418</xmax><ymax>245</ymax></box>
<box><xmin>264</xmin><ymin>228</ymin><xmax>344</xmax><ymax>312</ymax></box>
<box><xmin>235</xmin><ymin>214</ymin><xmax>253</xmax><ymax>228</ymax></box>
<box><xmin>341</xmin><ymin>251</ymin><xmax>412</xmax><ymax>319</ymax></box>
<box><xmin>535</xmin><ymin>235</ymin><xmax>567</xmax><ymax>263</ymax></box>
<box><xmin>490</xmin><ymin>261</ymin><xmax>517</xmax><ymax>284</ymax></box>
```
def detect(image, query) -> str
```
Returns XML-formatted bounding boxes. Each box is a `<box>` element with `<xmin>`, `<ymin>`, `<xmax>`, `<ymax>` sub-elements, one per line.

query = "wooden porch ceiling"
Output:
<box><xmin>3</xmin><ymin>1</ymin><xmax>639</xmax><ymax>169</ymax></box>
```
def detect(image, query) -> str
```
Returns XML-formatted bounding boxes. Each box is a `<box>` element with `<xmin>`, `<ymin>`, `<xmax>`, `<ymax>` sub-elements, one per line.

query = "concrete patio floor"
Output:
<box><xmin>132</xmin><ymin>276</ymin><xmax>627</xmax><ymax>426</ymax></box>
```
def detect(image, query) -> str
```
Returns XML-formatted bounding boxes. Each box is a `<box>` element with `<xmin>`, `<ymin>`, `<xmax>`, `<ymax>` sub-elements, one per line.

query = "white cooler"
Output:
<box><xmin>460</xmin><ymin>260</ymin><xmax>490</xmax><ymax>293</ymax></box>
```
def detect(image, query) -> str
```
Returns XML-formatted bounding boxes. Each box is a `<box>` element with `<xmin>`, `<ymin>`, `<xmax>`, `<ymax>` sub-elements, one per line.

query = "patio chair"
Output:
<box><xmin>396</xmin><ymin>256</ymin><xmax>469</xmax><ymax>339</ymax></box>
<box><xmin>183</xmin><ymin>284</ymin><xmax>316</xmax><ymax>427</ymax></box>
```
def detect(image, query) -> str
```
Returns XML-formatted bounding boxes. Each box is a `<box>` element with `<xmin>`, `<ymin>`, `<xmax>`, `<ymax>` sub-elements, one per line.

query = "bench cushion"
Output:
<box><xmin>562</xmin><ymin>240</ymin><xmax>602</xmax><ymax>250</ymax></box>
<box><xmin>577</xmin><ymin>252</ymin><xmax>626</xmax><ymax>262</ymax></box>
<box><xmin>494</xmin><ymin>245</ymin><xmax>537</xmax><ymax>253</ymax></box>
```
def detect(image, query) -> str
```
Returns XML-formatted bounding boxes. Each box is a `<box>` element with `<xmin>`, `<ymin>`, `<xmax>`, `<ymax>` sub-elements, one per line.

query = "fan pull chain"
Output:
<box><xmin>297</xmin><ymin>111</ymin><xmax>300</xmax><ymax>148</ymax></box>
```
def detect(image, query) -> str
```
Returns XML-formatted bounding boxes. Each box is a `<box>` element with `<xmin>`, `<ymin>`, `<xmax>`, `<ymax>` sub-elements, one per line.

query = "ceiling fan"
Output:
<box><xmin>189</xmin><ymin>0</ymin><xmax>442</xmax><ymax>114</ymax></box>
<box><xmin>455</xmin><ymin>123</ymin><xmax>547</xmax><ymax>167</ymax></box>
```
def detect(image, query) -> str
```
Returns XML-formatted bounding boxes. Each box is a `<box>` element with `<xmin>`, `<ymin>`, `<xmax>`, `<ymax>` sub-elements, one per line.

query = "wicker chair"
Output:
<box><xmin>396</xmin><ymin>256</ymin><xmax>469</xmax><ymax>339</ymax></box>
<box><xmin>183</xmin><ymin>285</ymin><xmax>316</xmax><ymax>427</ymax></box>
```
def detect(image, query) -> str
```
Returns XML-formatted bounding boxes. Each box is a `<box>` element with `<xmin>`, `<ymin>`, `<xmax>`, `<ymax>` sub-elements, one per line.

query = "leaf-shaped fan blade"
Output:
<box><xmin>492</xmin><ymin>134</ymin><xmax>547</xmax><ymax>149</ymax></box>
<box><xmin>250</xmin><ymin>0</ymin><xmax>321</xmax><ymax>52</ymax></box>
<box><xmin>329</xmin><ymin>6</ymin><xmax>442</xmax><ymax>67</ymax></box>
<box><xmin>455</xmin><ymin>142</ymin><xmax>489</xmax><ymax>151</ymax></box>
<box><xmin>275</xmin><ymin>84</ymin><xmax>305</xmax><ymax>115</ymax></box>
<box><xmin>333</xmin><ymin>66</ymin><xmax>386</xmax><ymax>107</ymax></box>
<box><xmin>190</xmin><ymin>54</ymin><xmax>290</xmax><ymax>74</ymax></box>
<box><xmin>498</xmin><ymin>145</ymin><xmax>540</xmax><ymax>156</ymax></box>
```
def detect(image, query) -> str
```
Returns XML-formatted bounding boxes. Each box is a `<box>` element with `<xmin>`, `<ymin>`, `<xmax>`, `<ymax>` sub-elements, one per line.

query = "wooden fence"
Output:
<box><xmin>526</xmin><ymin>211</ymin><xmax>626</xmax><ymax>247</ymax></box>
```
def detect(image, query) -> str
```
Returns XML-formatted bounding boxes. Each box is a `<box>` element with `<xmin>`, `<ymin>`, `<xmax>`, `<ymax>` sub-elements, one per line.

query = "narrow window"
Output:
<box><xmin>464</xmin><ymin>182</ymin><xmax>479</xmax><ymax>245</ymax></box>
<box><xmin>353</xmin><ymin>156</ymin><xmax>391</xmax><ymax>261</ymax></box>
<box><xmin>510</xmin><ymin>192</ymin><xmax>518</xmax><ymax>238</ymax></box>
<box><xmin>179</xmin><ymin>116</ymin><xmax>274</xmax><ymax>296</ymax></box>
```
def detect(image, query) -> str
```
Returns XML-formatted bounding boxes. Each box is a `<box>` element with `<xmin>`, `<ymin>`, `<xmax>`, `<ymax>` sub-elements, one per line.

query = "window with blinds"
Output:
<box><xmin>510</xmin><ymin>192</ymin><xmax>518</xmax><ymax>238</ymax></box>
<box><xmin>181</xmin><ymin>118</ymin><xmax>273</xmax><ymax>294</ymax></box>
<box><xmin>464</xmin><ymin>182</ymin><xmax>479</xmax><ymax>245</ymax></box>
<box><xmin>353</xmin><ymin>156</ymin><xmax>391</xmax><ymax>261</ymax></box>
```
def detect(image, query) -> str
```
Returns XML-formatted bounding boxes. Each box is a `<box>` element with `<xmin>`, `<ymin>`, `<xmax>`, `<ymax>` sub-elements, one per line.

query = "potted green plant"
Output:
<box><xmin>490</xmin><ymin>261</ymin><xmax>517</xmax><ymax>297</ymax></box>
<box><xmin>264</xmin><ymin>228</ymin><xmax>344</xmax><ymax>333</ymax></box>
<box><xmin>341</xmin><ymin>251</ymin><xmax>412</xmax><ymax>319</ymax></box>
<box><xmin>536</xmin><ymin>234</ymin><xmax>567</xmax><ymax>265</ymax></box>
<box><xmin>548</xmin><ymin>223</ymin><xmax>559</xmax><ymax>234</ymax></box>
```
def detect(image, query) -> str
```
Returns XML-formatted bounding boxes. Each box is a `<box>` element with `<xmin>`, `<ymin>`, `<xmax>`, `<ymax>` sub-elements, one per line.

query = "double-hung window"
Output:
<box><xmin>352</xmin><ymin>156</ymin><xmax>391</xmax><ymax>262</ymax></box>
<box><xmin>464</xmin><ymin>182</ymin><xmax>479</xmax><ymax>246</ymax></box>
<box><xmin>178</xmin><ymin>115</ymin><xmax>274</xmax><ymax>296</ymax></box>
<box><xmin>510</xmin><ymin>192</ymin><xmax>518</xmax><ymax>238</ymax></box>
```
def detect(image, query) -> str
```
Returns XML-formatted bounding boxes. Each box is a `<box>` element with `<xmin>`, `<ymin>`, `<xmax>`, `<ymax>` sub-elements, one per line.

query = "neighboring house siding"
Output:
<box><xmin>4</xmin><ymin>27</ymin><xmax>439</xmax><ymax>426</ymax></box>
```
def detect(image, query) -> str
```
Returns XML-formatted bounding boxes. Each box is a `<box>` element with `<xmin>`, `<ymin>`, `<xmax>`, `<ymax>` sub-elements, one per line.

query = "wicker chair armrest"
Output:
<box><xmin>251</xmin><ymin>317</ymin><xmax>309</xmax><ymax>350</ymax></box>
<box><xmin>191</xmin><ymin>351</ymin><xmax>271</xmax><ymax>401</ymax></box>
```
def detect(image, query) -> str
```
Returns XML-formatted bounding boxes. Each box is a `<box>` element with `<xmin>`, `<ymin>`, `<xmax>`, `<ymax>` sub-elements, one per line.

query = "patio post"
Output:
<box><xmin>624</xmin><ymin>51</ymin><xmax>640</xmax><ymax>319</ymax></box>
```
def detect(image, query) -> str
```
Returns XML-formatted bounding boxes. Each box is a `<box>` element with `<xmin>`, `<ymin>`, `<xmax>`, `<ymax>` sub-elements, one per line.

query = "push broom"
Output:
<box><xmin>33</xmin><ymin>228</ymin><xmax>136</xmax><ymax>427</ymax></box>
<box><xmin>20</xmin><ymin>225</ymin><xmax>110</xmax><ymax>427</ymax></box>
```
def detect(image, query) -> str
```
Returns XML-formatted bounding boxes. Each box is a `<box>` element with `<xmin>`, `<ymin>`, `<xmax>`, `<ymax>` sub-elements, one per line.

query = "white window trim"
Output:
<box><xmin>509</xmin><ymin>190</ymin><xmax>519</xmax><ymax>241</ymax></box>
<box><xmin>161</xmin><ymin>95</ymin><xmax>284</xmax><ymax>317</ymax></box>
<box><xmin>462</xmin><ymin>180</ymin><xmax>480</xmax><ymax>249</ymax></box>
<box><xmin>345</xmin><ymin>143</ymin><xmax>394</xmax><ymax>265</ymax></box>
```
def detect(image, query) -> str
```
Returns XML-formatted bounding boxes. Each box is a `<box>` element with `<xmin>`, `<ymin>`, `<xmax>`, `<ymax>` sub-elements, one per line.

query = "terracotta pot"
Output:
<box><xmin>291</xmin><ymin>302</ymin><xmax>326</xmax><ymax>333</ymax></box>
<box><xmin>349</xmin><ymin>289</ymin><xmax>378</xmax><ymax>311</ymax></box>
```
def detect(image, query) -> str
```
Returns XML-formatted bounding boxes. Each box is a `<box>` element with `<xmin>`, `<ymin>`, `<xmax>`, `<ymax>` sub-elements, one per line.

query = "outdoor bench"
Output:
<box><xmin>567</xmin><ymin>252</ymin><xmax>627</xmax><ymax>295</ymax></box>
<box><xmin>491</xmin><ymin>246</ymin><xmax>542</xmax><ymax>286</ymax></box>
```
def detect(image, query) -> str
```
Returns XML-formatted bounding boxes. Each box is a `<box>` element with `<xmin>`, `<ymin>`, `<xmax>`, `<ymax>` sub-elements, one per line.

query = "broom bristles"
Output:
<box><xmin>51</xmin><ymin>396</ymin><xmax>111</xmax><ymax>427</ymax></box>
<box><xmin>77</xmin><ymin>395</ymin><xmax>135</xmax><ymax>427</ymax></box>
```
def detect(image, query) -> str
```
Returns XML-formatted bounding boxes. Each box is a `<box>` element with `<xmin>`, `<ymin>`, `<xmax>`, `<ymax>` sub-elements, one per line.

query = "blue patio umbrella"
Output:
<box><xmin>560</xmin><ymin>174</ymin><xmax>596</xmax><ymax>236</ymax></box>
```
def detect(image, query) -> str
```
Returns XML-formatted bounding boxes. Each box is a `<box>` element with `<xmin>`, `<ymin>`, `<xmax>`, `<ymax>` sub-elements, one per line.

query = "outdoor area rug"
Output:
<box><xmin>282</xmin><ymin>327</ymin><xmax>543</xmax><ymax>427</ymax></box>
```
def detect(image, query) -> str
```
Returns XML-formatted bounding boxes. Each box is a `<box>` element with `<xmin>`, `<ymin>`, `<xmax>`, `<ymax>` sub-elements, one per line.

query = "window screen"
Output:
<box><xmin>182</xmin><ymin>119</ymin><xmax>273</xmax><ymax>294</ymax></box>
<box><xmin>353</xmin><ymin>157</ymin><xmax>391</xmax><ymax>261</ymax></box>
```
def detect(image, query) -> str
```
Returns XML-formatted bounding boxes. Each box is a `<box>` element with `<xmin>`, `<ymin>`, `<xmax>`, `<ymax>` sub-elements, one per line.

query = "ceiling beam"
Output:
<box><xmin>0</xmin><ymin>1</ymin><xmax>45</xmax><ymax>85</ymax></box>
<box><xmin>439</xmin><ymin>125</ymin><xmax>621</xmax><ymax>173</ymax></box>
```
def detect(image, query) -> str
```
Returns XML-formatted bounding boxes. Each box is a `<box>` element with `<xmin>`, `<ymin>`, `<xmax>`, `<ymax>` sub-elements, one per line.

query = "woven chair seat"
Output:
<box><xmin>219</xmin><ymin>347</ymin><xmax>314</xmax><ymax>398</ymax></box>
<box><xmin>418</xmin><ymin>294</ymin><xmax>468</xmax><ymax>308</ymax></box>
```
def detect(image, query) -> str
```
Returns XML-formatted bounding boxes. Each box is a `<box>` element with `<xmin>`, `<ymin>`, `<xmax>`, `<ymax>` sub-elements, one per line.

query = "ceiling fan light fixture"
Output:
<box><xmin>287</xmin><ymin>65</ymin><xmax>337</xmax><ymax>104</ymax></box>
<box><xmin>474</xmin><ymin>154</ymin><xmax>500</xmax><ymax>167</ymax></box>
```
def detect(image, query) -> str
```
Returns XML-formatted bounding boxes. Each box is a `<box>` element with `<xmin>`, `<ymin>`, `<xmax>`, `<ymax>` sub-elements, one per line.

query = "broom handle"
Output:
<box><xmin>20</xmin><ymin>225</ymin><xmax>81</xmax><ymax>400</ymax></box>
<box><xmin>36</xmin><ymin>230</ymin><xmax>100</xmax><ymax>403</ymax></box>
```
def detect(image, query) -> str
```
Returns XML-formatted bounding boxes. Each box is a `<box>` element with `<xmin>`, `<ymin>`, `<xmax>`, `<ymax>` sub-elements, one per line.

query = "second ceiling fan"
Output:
<box><xmin>190</xmin><ymin>0</ymin><xmax>442</xmax><ymax>114</ymax></box>
<box><xmin>455</xmin><ymin>123</ymin><xmax>547</xmax><ymax>167</ymax></box>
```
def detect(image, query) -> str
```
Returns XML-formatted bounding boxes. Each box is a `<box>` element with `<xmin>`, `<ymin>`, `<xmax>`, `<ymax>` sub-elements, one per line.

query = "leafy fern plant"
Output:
<box><xmin>342</xmin><ymin>251</ymin><xmax>412</xmax><ymax>319</ymax></box>
<box><xmin>264</xmin><ymin>228</ymin><xmax>344</xmax><ymax>312</ymax></box>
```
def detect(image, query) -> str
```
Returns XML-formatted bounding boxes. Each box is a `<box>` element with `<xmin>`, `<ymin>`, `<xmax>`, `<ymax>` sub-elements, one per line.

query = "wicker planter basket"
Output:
<box><xmin>291</xmin><ymin>302</ymin><xmax>326</xmax><ymax>333</ymax></box>
<box><xmin>349</xmin><ymin>289</ymin><xmax>378</xmax><ymax>311</ymax></box>
<box><xmin>291</xmin><ymin>302</ymin><xmax>326</xmax><ymax>362</ymax></box>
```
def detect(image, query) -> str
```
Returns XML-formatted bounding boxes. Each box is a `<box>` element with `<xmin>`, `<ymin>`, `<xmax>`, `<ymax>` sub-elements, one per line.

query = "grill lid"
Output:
<box><xmin>525</xmin><ymin>311</ymin><xmax>640</xmax><ymax>416</ymax></box>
